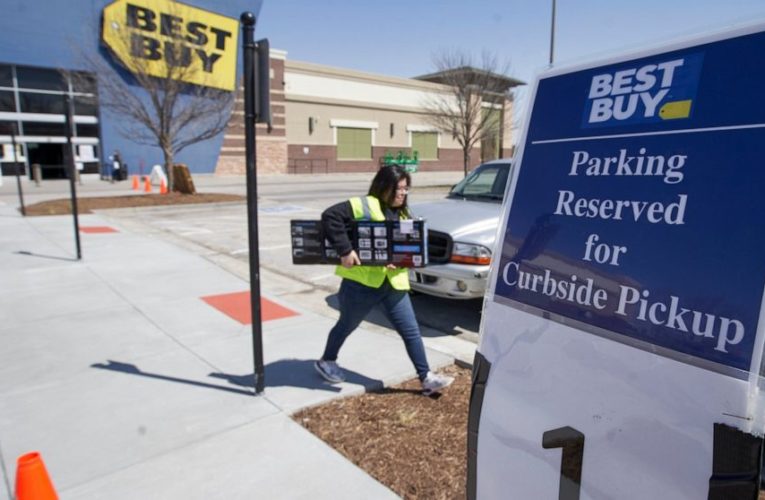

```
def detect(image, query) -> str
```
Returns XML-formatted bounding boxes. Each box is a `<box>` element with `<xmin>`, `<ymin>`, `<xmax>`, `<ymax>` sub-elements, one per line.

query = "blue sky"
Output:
<box><xmin>256</xmin><ymin>0</ymin><xmax>765</xmax><ymax>117</ymax></box>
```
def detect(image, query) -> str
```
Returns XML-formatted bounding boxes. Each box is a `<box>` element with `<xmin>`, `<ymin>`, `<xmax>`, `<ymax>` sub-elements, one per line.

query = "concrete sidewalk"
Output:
<box><xmin>0</xmin><ymin>194</ymin><xmax>458</xmax><ymax>498</ymax></box>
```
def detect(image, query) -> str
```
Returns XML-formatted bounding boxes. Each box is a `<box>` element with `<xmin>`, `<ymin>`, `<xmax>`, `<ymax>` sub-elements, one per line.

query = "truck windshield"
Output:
<box><xmin>448</xmin><ymin>163</ymin><xmax>510</xmax><ymax>202</ymax></box>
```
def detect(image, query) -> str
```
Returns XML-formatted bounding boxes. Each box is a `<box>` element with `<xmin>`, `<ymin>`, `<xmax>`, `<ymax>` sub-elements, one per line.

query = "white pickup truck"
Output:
<box><xmin>410</xmin><ymin>159</ymin><xmax>512</xmax><ymax>299</ymax></box>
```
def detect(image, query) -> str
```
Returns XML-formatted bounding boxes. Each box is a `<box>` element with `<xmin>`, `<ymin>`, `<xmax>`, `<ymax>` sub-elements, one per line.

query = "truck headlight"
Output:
<box><xmin>450</xmin><ymin>242</ymin><xmax>491</xmax><ymax>265</ymax></box>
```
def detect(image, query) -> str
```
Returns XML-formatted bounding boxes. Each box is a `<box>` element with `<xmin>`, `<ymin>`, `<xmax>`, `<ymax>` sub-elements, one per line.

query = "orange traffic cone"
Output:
<box><xmin>131</xmin><ymin>175</ymin><xmax>139</xmax><ymax>190</ymax></box>
<box><xmin>160</xmin><ymin>178</ymin><xmax>168</xmax><ymax>194</ymax></box>
<box><xmin>144</xmin><ymin>176</ymin><xmax>152</xmax><ymax>193</ymax></box>
<box><xmin>15</xmin><ymin>452</ymin><xmax>58</xmax><ymax>500</ymax></box>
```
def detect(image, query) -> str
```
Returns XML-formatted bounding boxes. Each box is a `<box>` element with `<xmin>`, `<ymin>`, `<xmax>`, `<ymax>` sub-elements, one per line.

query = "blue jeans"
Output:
<box><xmin>321</xmin><ymin>278</ymin><xmax>430</xmax><ymax>381</ymax></box>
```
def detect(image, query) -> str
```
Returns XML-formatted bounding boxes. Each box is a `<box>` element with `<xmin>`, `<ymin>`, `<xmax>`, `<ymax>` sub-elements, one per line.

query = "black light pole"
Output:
<box><xmin>10</xmin><ymin>123</ymin><xmax>25</xmax><ymax>216</ymax></box>
<box><xmin>241</xmin><ymin>11</ymin><xmax>264</xmax><ymax>394</ymax></box>
<box><xmin>63</xmin><ymin>94</ymin><xmax>82</xmax><ymax>260</ymax></box>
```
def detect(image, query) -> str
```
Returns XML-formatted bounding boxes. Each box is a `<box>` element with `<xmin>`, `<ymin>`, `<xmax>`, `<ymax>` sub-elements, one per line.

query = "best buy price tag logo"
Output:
<box><xmin>582</xmin><ymin>53</ymin><xmax>704</xmax><ymax>128</ymax></box>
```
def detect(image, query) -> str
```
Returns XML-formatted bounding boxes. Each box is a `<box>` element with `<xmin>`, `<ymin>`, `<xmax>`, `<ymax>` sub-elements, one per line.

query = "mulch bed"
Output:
<box><xmin>293</xmin><ymin>364</ymin><xmax>470</xmax><ymax>499</ymax></box>
<box><xmin>22</xmin><ymin>193</ymin><xmax>245</xmax><ymax>216</ymax></box>
<box><xmin>294</xmin><ymin>363</ymin><xmax>765</xmax><ymax>499</ymax></box>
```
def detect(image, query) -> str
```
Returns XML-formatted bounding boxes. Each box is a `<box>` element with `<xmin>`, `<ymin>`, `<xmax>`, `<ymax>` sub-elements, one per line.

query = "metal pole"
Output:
<box><xmin>10</xmin><ymin>123</ymin><xmax>25</xmax><ymax>216</ymax></box>
<box><xmin>241</xmin><ymin>11</ymin><xmax>265</xmax><ymax>395</ymax></box>
<box><xmin>549</xmin><ymin>0</ymin><xmax>557</xmax><ymax>65</ymax></box>
<box><xmin>64</xmin><ymin>94</ymin><xmax>82</xmax><ymax>260</ymax></box>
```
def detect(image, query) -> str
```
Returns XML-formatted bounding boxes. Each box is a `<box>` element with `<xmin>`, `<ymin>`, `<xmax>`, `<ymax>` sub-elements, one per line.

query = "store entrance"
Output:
<box><xmin>27</xmin><ymin>143</ymin><xmax>67</xmax><ymax>179</ymax></box>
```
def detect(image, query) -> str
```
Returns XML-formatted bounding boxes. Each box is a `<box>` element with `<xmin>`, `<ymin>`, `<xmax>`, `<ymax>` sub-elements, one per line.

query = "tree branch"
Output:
<box><xmin>420</xmin><ymin>50</ymin><xmax>516</xmax><ymax>175</ymax></box>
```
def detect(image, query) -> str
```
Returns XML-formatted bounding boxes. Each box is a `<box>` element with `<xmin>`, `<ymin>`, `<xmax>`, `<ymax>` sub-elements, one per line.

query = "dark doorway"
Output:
<box><xmin>27</xmin><ymin>143</ymin><xmax>66</xmax><ymax>179</ymax></box>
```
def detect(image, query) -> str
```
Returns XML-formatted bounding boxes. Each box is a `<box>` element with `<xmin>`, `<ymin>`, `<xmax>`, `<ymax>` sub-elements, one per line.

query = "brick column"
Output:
<box><xmin>215</xmin><ymin>53</ymin><xmax>288</xmax><ymax>174</ymax></box>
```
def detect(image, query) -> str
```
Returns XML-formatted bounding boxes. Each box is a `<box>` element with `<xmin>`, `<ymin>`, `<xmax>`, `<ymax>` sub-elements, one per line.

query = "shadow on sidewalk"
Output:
<box><xmin>211</xmin><ymin>359</ymin><xmax>384</xmax><ymax>393</ymax></box>
<box><xmin>91</xmin><ymin>359</ymin><xmax>383</xmax><ymax>395</ymax></box>
<box><xmin>92</xmin><ymin>360</ymin><xmax>254</xmax><ymax>396</ymax></box>
<box><xmin>14</xmin><ymin>250</ymin><xmax>79</xmax><ymax>262</ymax></box>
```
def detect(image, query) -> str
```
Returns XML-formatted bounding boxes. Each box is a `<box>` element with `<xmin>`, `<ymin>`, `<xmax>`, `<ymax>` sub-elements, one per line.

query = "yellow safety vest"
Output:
<box><xmin>335</xmin><ymin>195</ymin><xmax>410</xmax><ymax>290</ymax></box>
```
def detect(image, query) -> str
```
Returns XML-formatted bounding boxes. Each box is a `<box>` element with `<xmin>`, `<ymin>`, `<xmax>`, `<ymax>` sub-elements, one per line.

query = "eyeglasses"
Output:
<box><xmin>395</xmin><ymin>187</ymin><xmax>410</xmax><ymax>194</ymax></box>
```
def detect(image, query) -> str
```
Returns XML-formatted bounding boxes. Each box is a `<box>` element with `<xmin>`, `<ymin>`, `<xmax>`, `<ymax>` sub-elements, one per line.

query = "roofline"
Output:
<box><xmin>285</xmin><ymin>59</ymin><xmax>449</xmax><ymax>92</ymax></box>
<box><xmin>414</xmin><ymin>67</ymin><xmax>526</xmax><ymax>88</ymax></box>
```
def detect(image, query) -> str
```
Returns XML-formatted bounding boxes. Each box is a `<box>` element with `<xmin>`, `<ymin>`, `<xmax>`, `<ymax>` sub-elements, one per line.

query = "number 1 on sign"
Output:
<box><xmin>543</xmin><ymin>426</ymin><xmax>585</xmax><ymax>500</ymax></box>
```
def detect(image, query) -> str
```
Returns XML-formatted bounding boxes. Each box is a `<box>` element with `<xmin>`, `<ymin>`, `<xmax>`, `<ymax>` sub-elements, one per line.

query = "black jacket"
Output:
<box><xmin>321</xmin><ymin>198</ymin><xmax>406</xmax><ymax>257</ymax></box>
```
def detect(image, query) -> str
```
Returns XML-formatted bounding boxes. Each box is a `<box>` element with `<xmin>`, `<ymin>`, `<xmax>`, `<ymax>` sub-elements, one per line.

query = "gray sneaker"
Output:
<box><xmin>421</xmin><ymin>371</ymin><xmax>455</xmax><ymax>395</ymax></box>
<box><xmin>315</xmin><ymin>360</ymin><xmax>345</xmax><ymax>383</ymax></box>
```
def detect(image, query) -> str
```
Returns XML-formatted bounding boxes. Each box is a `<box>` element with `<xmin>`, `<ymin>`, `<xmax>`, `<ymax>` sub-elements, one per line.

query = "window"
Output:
<box><xmin>411</xmin><ymin>131</ymin><xmax>438</xmax><ymax>160</ymax></box>
<box><xmin>22</xmin><ymin>121</ymin><xmax>66</xmax><ymax>136</ymax></box>
<box><xmin>0</xmin><ymin>65</ymin><xmax>12</xmax><ymax>87</ymax></box>
<box><xmin>0</xmin><ymin>91</ymin><xmax>15</xmax><ymax>112</ymax></box>
<box><xmin>337</xmin><ymin>127</ymin><xmax>371</xmax><ymax>160</ymax></box>
<box><xmin>449</xmin><ymin>162</ymin><xmax>511</xmax><ymax>201</ymax></box>
<box><xmin>16</xmin><ymin>66</ymin><xmax>65</xmax><ymax>91</ymax></box>
<box><xmin>462</xmin><ymin>166</ymin><xmax>499</xmax><ymax>195</ymax></box>
<box><xmin>74</xmin><ymin>96</ymin><xmax>98</xmax><ymax>116</ymax></box>
<box><xmin>76</xmin><ymin>124</ymin><xmax>100</xmax><ymax>137</ymax></box>
<box><xmin>0</xmin><ymin>143</ymin><xmax>23</xmax><ymax>161</ymax></box>
<box><xmin>20</xmin><ymin>92</ymin><xmax>66</xmax><ymax>114</ymax></box>
<box><xmin>71</xmin><ymin>72</ymin><xmax>97</xmax><ymax>93</ymax></box>
<box><xmin>77</xmin><ymin>144</ymin><xmax>98</xmax><ymax>161</ymax></box>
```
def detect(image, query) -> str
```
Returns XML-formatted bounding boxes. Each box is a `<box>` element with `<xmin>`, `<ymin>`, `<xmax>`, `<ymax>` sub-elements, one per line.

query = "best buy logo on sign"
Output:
<box><xmin>583</xmin><ymin>53</ymin><xmax>703</xmax><ymax>128</ymax></box>
<box><xmin>102</xmin><ymin>0</ymin><xmax>238</xmax><ymax>91</ymax></box>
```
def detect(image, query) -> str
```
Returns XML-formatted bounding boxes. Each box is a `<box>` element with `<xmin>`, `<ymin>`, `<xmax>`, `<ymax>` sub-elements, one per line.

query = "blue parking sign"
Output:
<box><xmin>494</xmin><ymin>28</ymin><xmax>765</xmax><ymax>375</ymax></box>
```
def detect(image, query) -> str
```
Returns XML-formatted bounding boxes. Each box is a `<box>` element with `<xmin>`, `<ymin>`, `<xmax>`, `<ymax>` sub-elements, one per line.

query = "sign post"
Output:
<box><xmin>240</xmin><ymin>11</ymin><xmax>270</xmax><ymax>395</ymax></box>
<box><xmin>470</xmin><ymin>23</ymin><xmax>765</xmax><ymax>499</ymax></box>
<box><xmin>63</xmin><ymin>95</ymin><xmax>82</xmax><ymax>261</ymax></box>
<box><xmin>10</xmin><ymin>123</ymin><xmax>25</xmax><ymax>216</ymax></box>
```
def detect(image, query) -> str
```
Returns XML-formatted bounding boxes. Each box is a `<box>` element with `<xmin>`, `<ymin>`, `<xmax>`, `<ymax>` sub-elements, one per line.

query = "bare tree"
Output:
<box><xmin>420</xmin><ymin>51</ymin><xmax>516</xmax><ymax>176</ymax></box>
<box><xmin>71</xmin><ymin>11</ymin><xmax>234</xmax><ymax>190</ymax></box>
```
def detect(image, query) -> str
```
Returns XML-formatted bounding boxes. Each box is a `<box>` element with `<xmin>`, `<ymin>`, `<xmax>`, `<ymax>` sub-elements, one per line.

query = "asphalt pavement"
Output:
<box><xmin>0</xmin><ymin>170</ymin><xmax>475</xmax><ymax>499</ymax></box>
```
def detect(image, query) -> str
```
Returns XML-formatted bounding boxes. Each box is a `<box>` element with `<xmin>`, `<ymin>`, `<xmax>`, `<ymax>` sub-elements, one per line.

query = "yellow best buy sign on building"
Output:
<box><xmin>102</xmin><ymin>0</ymin><xmax>238</xmax><ymax>91</ymax></box>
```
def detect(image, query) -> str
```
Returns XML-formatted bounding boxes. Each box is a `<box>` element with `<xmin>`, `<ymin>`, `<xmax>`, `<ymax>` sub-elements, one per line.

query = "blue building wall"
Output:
<box><xmin>0</xmin><ymin>0</ymin><xmax>262</xmax><ymax>175</ymax></box>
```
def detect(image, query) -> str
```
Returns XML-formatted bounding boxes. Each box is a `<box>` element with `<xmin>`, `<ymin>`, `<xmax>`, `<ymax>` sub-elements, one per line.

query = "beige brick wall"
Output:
<box><xmin>215</xmin><ymin>137</ymin><xmax>287</xmax><ymax>175</ymax></box>
<box><xmin>215</xmin><ymin>53</ymin><xmax>518</xmax><ymax>175</ymax></box>
<box><xmin>214</xmin><ymin>156</ymin><xmax>244</xmax><ymax>175</ymax></box>
<box><xmin>256</xmin><ymin>138</ymin><xmax>288</xmax><ymax>174</ymax></box>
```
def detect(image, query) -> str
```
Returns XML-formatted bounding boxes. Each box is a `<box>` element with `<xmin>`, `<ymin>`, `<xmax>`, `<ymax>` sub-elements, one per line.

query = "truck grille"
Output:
<box><xmin>427</xmin><ymin>230</ymin><xmax>452</xmax><ymax>264</ymax></box>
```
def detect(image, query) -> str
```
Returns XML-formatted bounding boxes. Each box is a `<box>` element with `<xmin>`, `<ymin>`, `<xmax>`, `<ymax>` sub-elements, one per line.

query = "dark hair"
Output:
<box><xmin>368</xmin><ymin>165</ymin><xmax>411</xmax><ymax>211</ymax></box>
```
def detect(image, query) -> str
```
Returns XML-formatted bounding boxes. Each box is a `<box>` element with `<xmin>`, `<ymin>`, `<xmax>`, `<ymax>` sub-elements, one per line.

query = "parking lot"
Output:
<box><xmin>86</xmin><ymin>173</ymin><xmax>483</xmax><ymax>343</ymax></box>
